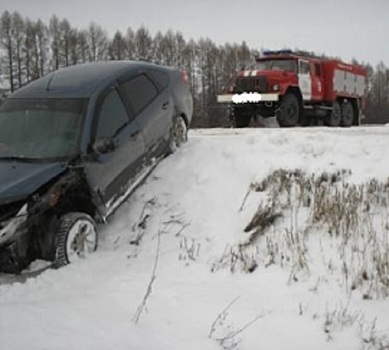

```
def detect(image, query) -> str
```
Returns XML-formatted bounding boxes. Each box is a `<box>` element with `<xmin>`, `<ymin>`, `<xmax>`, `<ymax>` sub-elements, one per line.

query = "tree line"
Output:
<box><xmin>0</xmin><ymin>10</ymin><xmax>388</xmax><ymax>125</ymax></box>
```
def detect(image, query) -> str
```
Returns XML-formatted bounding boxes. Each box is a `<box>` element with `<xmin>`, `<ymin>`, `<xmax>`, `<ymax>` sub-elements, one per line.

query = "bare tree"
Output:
<box><xmin>12</xmin><ymin>12</ymin><xmax>25</xmax><ymax>89</ymax></box>
<box><xmin>0</xmin><ymin>11</ymin><xmax>15</xmax><ymax>91</ymax></box>
<box><xmin>135</xmin><ymin>26</ymin><xmax>152</xmax><ymax>61</ymax></box>
<box><xmin>76</xmin><ymin>29</ymin><xmax>89</xmax><ymax>63</ymax></box>
<box><xmin>49</xmin><ymin>15</ymin><xmax>61</xmax><ymax>70</ymax></box>
<box><xmin>125</xmin><ymin>27</ymin><xmax>136</xmax><ymax>60</ymax></box>
<box><xmin>152</xmin><ymin>30</ymin><xmax>165</xmax><ymax>64</ymax></box>
<box><xmin>87</xmin><ymin>22</ymin><xmax>108</xmax><ymax>61</ymax></box>
<box><xmin>109</xmin><ymin>30</ymin><xmax>127</xmax><ymax>60</ymax></box>
<box><xmin>68</xmin><ymin>28</ymin><xmax>79</xmax><ymax>65</ymax></box>
<box><xmin>161</xmin><ymin>29</ymin><xmax>176</xmax><ymax>66</ymax></box>
<box><xmin>152</xmin><ymin>30</ymin><xmax>186</xmax><ymax>67</ymax></box>
<box><xmin>182</xmin><ymin>39</ymin><xmax>201</xmax><ymax>125</ymax></box>
<box><xmin>59</xmin><ymin>18</ymin><xmax>73</xmax><ymax>67</ymax></box>
<box><xmin>23</xmin><ymin>19</ymin><xmax>49</xmax><ymax>81</ymax></box>
<box><xmin>24</xmin><ymin>18</ymin><xmax>35</xmax><ymax>82</ymax></box>
<box><xmin>366</xmin><ymin>62</ymin><xmax>389</xmax><ymax>123</ymax></box>
<box><xmin>174</xmin><ymin>31</ymin><xmax>186</xmax><ymax>67</ymax></box>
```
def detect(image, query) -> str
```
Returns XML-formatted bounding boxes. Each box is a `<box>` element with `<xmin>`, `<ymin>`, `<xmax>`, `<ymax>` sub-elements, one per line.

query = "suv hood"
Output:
<box><xmin>0</xmin><ymin>161</ymin><xmax>68</xmax><ymax>204</ymax></box>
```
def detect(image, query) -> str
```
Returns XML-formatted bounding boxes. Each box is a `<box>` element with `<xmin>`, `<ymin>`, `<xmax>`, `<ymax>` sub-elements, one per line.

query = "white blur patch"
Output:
<box><xmin>232</xmin><ymin>92</ymin><xmax>262</xmax><ymax>103</ymax></box>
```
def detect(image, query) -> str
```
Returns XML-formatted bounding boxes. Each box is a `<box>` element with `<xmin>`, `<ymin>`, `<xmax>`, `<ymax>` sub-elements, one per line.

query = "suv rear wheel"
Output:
<box><xmin>54</xmin><ymin>212</ymin><xmax>98</xmax><ymax>268</ymax></box>
<box><xmin>168</xmin><ymin>116</ymin><xmax>188</xmax><ymax>154</ymax></box>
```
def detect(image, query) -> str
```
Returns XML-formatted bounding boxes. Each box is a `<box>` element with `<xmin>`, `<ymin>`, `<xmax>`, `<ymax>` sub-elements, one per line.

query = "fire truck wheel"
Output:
<box><xmin>326</xmin><ymin>101</ymin><xmax>341</xmax><ymax>127</ymax></box>
<box><xmin>277</xmin><ymin>93</ymin><xmax>299</xmax><ymax>127</ymax></box>
<box><xmin>233</xmin><ymin>112</ymin><xmax>251</xmax><ymax>128</ymax></box>
<box><xmin>341</xmin><ymin>100</ymin><xmax>354</xmax><ymax>127</ymax></box>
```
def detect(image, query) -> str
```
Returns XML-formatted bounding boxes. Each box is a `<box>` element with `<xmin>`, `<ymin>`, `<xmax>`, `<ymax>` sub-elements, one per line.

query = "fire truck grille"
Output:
<box><xmin>235</xmin><ymin>76</ymin><xmax>268</xmax><ymax>93</ymax></box>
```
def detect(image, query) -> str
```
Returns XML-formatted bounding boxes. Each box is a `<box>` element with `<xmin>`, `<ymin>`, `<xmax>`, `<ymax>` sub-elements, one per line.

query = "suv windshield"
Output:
<box><xmin>0</xmin><ymin>98</ymin><xmax>86</xmax><ymax>160</ymax></box>
<box><xmin>255</xmin><ymin>59</ymin><xmax>297</xmax><ymax>72</ymax></box>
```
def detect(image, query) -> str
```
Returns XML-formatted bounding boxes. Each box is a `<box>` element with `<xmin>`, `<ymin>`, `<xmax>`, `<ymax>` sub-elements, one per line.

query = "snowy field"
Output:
<box><xmin>1</xmin><ymin>126</ymin><xmax>389</xmax><ymax>349</ymax></box>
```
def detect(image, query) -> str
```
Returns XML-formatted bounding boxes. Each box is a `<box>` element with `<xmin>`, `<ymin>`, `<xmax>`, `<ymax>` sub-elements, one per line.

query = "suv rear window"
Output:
<box><xmin>148</xmin><ymin>70</ymin><xmax>170</xmax><ymax>90</ymax></box>
<box><xmin>121</xmin><ymin>75</ymin><xmax>158</xmax><ymax>115</ymax></box>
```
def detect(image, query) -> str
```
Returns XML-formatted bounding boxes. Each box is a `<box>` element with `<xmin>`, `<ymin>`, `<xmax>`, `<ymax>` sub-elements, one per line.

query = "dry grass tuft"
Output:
<box><xmin>214</xmin><ymin>168</ymin><xmax>389</xmax><ymax>299</ymax></box>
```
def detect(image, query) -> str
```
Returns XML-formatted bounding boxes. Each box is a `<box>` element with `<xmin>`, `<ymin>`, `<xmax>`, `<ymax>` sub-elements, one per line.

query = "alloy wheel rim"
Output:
<box><xmin>173</xmin><ymin>118</ymin><xmax>187</xmax><ymax>148</ymax></box>
<box><xmin>66</xmin><ymin>220</ymin><xmax>97</xmax><ymax>263</ymax></box>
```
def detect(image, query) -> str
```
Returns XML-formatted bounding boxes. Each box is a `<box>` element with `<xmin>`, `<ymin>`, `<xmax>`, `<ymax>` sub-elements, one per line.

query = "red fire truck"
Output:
<box><xmin>217</xmin><ymin>50</ymin><xmax>367</xmax><ymax>127</ymax></box>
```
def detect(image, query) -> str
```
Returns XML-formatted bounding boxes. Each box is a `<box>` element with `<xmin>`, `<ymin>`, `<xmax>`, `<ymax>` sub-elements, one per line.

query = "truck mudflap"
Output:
<box><xmin>217</xmin><ymin>93</ymin><xmax>279</xmax><ymax>104</ymax></box>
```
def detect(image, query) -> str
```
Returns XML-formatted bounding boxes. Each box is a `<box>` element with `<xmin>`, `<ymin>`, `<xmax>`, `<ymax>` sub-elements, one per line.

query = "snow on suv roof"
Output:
<box><xmin>10</xmin><ymin>61</ymin><xmax>161</xmax><ymax>99</ymax></box>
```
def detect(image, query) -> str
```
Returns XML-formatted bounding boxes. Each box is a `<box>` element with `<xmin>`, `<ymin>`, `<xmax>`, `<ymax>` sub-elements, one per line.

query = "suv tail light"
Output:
<box><xmin>180</xmin><ymin>70</ymin><xmax>189</xmax><ymax>84</ymax></box>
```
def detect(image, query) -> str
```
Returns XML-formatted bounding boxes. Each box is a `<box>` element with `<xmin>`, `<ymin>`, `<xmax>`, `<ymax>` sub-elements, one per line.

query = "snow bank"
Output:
<box><xmin>1</xmin><ymin>126</ymin><xmax>389</xmax><ymax>349</ymax></box>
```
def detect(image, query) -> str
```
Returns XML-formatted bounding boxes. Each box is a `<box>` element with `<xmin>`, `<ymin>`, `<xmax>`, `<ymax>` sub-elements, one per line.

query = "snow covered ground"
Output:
<box><xmin>1</xmin><ymin>125</ymin><xmax>389</xmax><ymax>350</ymax></box>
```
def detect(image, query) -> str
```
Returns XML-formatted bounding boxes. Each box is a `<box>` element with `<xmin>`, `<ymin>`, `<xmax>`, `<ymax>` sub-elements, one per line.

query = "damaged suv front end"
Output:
<box><xmin>0</xmin><ymin>97</ymin><xmax>92</xmax><ymax>273</ymax></box>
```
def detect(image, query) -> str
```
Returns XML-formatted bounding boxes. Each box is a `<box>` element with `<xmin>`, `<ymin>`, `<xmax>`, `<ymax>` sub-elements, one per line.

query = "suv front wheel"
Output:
<box><xmin>54</xmin><ymin>212</ymin><xmax>98</xmax><ymax>268</ymax></box>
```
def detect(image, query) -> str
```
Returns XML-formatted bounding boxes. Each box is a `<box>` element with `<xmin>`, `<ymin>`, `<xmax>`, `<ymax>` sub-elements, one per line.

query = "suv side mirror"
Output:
<box><xmin>92</xmin><ymin>137</ymin><xmax>115</xmax><ymax>154</ymax></box>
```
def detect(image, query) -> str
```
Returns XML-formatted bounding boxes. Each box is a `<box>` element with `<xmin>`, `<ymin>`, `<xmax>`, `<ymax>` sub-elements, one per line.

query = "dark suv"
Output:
<box><xmin>0</xmin><ymin>61</ymin><xmax>193</xmax><ymax>273</ymax></box>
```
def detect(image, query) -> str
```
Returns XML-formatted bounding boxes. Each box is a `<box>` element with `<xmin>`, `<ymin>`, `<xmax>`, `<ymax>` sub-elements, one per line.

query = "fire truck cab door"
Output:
<box><xmin>298</xmin><ymin>59</ymin><xmax>312</xmax><ymax>101</ymax></box>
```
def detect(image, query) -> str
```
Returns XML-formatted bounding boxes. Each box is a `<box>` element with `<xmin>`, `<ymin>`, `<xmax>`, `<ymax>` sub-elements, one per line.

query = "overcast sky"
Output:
<box><xmin>1</xmin><ymin>0</ymin><xmax>388</xmax><ymax>66</ymax></box>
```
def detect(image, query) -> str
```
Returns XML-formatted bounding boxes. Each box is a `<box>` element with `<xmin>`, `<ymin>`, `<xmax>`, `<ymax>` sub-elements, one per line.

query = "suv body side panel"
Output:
<box><xmin>171</xmin><ymin>72</ymin><xmax>193</xmax><ymax>124</ymax></box>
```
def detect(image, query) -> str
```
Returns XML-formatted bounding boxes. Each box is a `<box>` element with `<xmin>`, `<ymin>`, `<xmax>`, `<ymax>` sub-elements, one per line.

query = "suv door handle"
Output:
<box><xmin>162</xmin><ymin>101</ymin><xmax>169</xmax><ymax>110</ymax></box>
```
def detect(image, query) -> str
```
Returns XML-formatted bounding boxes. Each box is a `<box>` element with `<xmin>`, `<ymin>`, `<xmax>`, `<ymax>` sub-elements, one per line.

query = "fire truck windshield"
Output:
<box><xmin>255</xmin><ymin>59</ymin><xmax>297</xmax><ymax>72</ymax></box>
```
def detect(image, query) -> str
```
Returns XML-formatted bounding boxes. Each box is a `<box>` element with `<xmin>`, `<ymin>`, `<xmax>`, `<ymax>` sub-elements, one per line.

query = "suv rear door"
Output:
<box><xmin>119</xmin><ymin>70</ymin><xmax>174</xmax><ymax>160</ymax></box>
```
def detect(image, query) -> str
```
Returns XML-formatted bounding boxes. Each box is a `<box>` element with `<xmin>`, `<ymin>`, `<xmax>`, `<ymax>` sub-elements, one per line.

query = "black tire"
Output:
<box><xmin>54</xmin><ymin>212</ymin><xmax>98</xmax><ymax>268</ymax></box>
<box><xmin>167</xmin><ymin>116</ymin><xmax>188</xmax><ymax>154</ymax></box>
<box><xmin>341</xmin><ymin>100</ymin><xmax>354</xmax><ymax>127</ymax></box>
<box><xmin>233</xmin><ymin>111</ymin><xmax>251</xmax><ymax>128</ymax></box>
<box><xmin>277</xmin><ymin>93</ymin><xmax>300</xmax><ymax>127</ymax></box>
<box><xmin>326</xmin><ymin>100</ymin><xmax>341</xmax><ymax>127</ymax></box>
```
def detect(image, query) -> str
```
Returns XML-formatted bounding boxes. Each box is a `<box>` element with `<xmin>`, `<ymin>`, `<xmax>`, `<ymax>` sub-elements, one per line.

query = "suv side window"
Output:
<box><xmin>96</xmin><ymin>89</ymin><xmax>129</xmax><ymax>139</ymax></box>
<box><xmin>121</xmin><ymin>75</ymin><xmax>158</xmax><ymax>115</ymax></box>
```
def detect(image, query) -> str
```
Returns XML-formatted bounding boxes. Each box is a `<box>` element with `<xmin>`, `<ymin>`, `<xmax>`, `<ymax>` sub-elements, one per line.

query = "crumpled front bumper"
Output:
<box><xmin>0</xmin><ymin>204</ymin><xmax>29</xmax><ymax>273</ymax></box>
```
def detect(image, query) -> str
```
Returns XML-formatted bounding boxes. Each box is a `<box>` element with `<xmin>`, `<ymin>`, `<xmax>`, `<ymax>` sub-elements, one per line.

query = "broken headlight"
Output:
<box><xmin>0</xmin><ymin>203</ymin><xmax>28</xmax><ymax>245</ymax></box>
